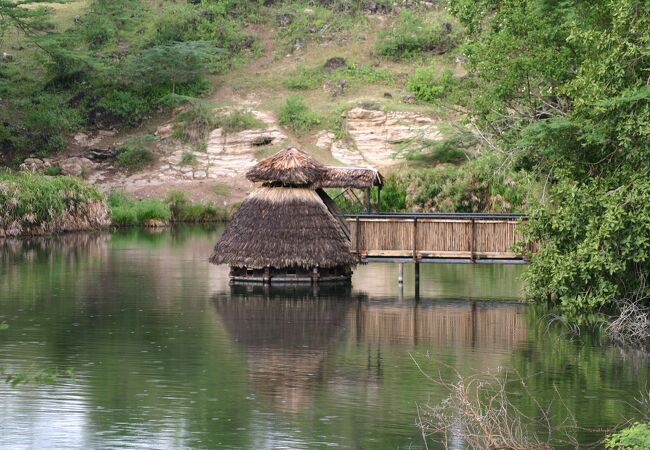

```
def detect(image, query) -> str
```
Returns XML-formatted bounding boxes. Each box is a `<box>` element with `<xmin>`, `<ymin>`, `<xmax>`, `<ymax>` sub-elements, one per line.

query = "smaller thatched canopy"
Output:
<box><xmin>246</xmin><ymin>147</ymin><xmax>328</xmax><ymax>187</ymax></box>
<box><xmin>210</xmin><ymin>187</ymin><xmax>358</xmax><ymax>269</ymax></box>
<box><xmin>319</xmin><ymin>166</ymin><xmax>384</xmax><ymax>189</ymax></box>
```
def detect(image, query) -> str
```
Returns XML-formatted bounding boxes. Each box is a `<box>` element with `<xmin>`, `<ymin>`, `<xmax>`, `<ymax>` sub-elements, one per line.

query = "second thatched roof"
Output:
<box><xmin>319</xmin><ymin>166</ymin><xmax>384</xmax><ymax>189</ymax></box>
<box><xmin>210</xmin><ymin>187</ymin><xmax>358</xmax><ymax>269</ymax></box>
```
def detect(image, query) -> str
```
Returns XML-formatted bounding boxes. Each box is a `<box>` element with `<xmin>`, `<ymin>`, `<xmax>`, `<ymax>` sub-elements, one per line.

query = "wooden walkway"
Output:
<box><xmin>342</xmin><ymin>213</ymin><xmax>529</xmax><ymax>264</ymax></box>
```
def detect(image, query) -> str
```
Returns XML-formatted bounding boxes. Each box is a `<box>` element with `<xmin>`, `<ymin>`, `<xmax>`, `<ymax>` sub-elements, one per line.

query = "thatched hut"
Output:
<box><xmin>210</xmin><ymin>147</ymin><xmax>380</xmax><ymax>283</ymax></box>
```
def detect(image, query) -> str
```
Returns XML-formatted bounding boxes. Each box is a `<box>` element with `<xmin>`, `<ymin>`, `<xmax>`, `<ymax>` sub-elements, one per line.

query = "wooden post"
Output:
<box><xmin>398</xmin><ymin>263</ymin><xmax>404</xmax><ymax>284</ymax></box>
<box><xmin>470</xmin><ymin>218</ymin><xmax>476</xmax><ymax>262</ymax></box>
<box><xmin>355</xmin><ymin>215</ymin><xmax>361</xmax><ymax>255</ymax></box>
<box><xmin>263</xmin><ymin>265</ymin><xmax>271</xmax><ymax>284</ymax></box>
<box><xmin>377</xmin><ymin>186</ymin><xmax>382</xmax><ymax>211</ymax></box>
<box><xmin>311</xmin><ymin>266</ymin><xmax>319</xmax><ymax>283</ymax></box>
<box><xmin>365</xmin><ymin>188</ymin><xmax>371</xmax><ymax>212</ymax></box>
<box><xmin>414</xmin><ymin>262</ymin><xmax>420</xmax><ymax>300</ymax></box>
<box><xmin>412</xmin><ymin>217</ymin><xmax>418</xmax><ymax>261</ymax></box>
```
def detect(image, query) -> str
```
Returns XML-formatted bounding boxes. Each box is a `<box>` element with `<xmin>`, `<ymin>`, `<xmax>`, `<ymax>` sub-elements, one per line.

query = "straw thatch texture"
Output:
<box><xmin>319</xmin><ymin>166</ymin><xmax>384</xmax><ymax>189</ymax></box>
<box><xmin>210</xmin><ymin>187</ymin><xmax>358</xmax><ymax>269</ymax></box>
<box><xmin>246</xmin><ymin>147</ymin><xmax>328</xmax><ymax>186</ymax></box>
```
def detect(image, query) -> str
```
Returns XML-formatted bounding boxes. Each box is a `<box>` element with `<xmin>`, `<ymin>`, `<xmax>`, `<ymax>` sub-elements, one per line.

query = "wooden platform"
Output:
<box><xmin>342</xmin><ymin>213</ymin><xmax>530</xmax><ymax>264</ymax></box>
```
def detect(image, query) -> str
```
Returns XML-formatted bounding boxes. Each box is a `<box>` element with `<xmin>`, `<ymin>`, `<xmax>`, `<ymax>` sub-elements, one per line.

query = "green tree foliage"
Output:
<box><xmin>0</xmin><ymin>1</ymin><xmax>55</xmax><ymax>42</ymax></box>
<box><xmin>447</xmin><ymin>0</ymin><xmax>650</xmax><ymax>314</ymax></box>
<box><xmin>124</xmin><ymin>41</ymin><xmax>223</xmax><ymax>93</ymax></box>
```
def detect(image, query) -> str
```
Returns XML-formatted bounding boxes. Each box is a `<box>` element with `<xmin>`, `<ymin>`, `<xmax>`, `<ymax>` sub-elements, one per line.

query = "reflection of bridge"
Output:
<box><xmin>342</xmin><ymin>213</ymin><xmax>530</xmax><ymax>264</ymax></box>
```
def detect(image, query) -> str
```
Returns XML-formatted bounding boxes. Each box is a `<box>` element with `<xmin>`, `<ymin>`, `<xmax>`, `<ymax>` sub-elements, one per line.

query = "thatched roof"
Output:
<box><xmin>319</xmin><ymin>166</ymin><xmax>384</xmax><ymax>189</ymax></box>
<box><xmin>210</xmin><ymin>187</ymin><xmax>358</xmax><ymax>269</ymax></box>
<box><xmin>246</xmin><ymin>147</ymin><xmax>328</xmax><ymax>186</ymax></box>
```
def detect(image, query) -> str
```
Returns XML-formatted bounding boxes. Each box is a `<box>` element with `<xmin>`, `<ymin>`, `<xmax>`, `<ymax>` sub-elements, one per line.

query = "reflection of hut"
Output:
<box><xmin>210</xmin><ymin>148</ymin><xmax>381</xmax><ymax>283</ymax></box>
<box><xmin>212</xmin><ymin>284</ymin><xmax>361</xmax><ymax>412</ymax></box>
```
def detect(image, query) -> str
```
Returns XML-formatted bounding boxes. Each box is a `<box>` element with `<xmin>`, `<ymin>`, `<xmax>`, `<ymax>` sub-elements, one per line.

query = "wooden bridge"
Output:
<box><xmin>341</xmin><ymin>213</ymin><xmax>530</xmax><ymax>265</ymax></box>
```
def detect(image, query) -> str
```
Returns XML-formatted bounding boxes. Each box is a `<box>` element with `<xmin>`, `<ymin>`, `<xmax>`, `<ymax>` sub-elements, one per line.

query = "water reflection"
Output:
<box><xmin>0</xmin><ymin>227</ymin><xmax>647</xmax><ymax>449</ymax></box>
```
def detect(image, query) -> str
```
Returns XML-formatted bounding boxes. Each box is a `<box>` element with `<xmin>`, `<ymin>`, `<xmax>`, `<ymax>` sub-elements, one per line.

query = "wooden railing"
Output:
<box><xmin>342</xmin><ymin>213</ymin><xmax>529</xmax><ymax>263</ymax></box>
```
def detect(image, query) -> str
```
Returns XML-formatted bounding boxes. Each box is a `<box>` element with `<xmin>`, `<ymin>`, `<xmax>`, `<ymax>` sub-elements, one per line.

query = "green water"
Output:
<box><xmin>0</xmin><ymin>226</ymin><xmax>647</xmax><ymax>449</ymax></box>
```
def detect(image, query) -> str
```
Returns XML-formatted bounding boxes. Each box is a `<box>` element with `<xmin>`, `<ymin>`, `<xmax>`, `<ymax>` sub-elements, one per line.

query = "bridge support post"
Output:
<box><xmin>414</xmin><ymin>262</ymin><xmax>420</xmax><ymax>301</ymax></box>
<box><xmin>398</xmin><ymin>263</ymin><xmax>404</xmax><ymax>284</ymax></box>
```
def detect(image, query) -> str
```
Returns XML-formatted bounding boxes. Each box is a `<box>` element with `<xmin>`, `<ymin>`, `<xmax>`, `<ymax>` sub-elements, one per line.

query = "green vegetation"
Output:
<box><xmin>376</xmin><ymin>9</ymin><xmax>460</xmax><ymax>59</ymax></box>
<box><xmin>285</xmin><ymin>63</ymin><xmax>393</xmax><ymax>91</ymax></box>
<box><xmin>273</xmin><ymin>2</ymin><xmax>366</xmax><ymax>50</ymax></box>
<box><xmin>606</xmin><ymin>423</ymin><xmax>650</xmax><ymax>450</ymax></box>
<box><xmin>214</xmin><ymin>109</ymin><xmax>265</xmax><ymax>133</ymax></box>
<box><xmin>0</xmin><ymin>170</ymin><xmax>109</xmax><ymax>236</ymax></box>
<box><xmin>180</xmin><ymin>152</ymin><xmax>198</xmax><ymax>166</ymax></box>
<box><xmin>0</xmin><ymin>0</ymin><xmax>259</xmax><ymax>162</ymax></box>
<box><xmin>442</xmin><ymin>0</ymin><xmax>650</xmax><ymax>318</ymax></box>
<box><xmin>165</xmin><ymin>189</ymin><xmax>230</xmax><ymax>222</ymax></box>
<box><xmin>407</xmin><ymin>67</ymin><xmax>464</xmax><ymax>104</ymax></box>
<box><xmin>108</xmin><ymin>191</ymin><xmax>171</xmax><ymax>227</ymax></box>
<box><xmin>116</xmin><ymin>135</ymin><xmax>155</xmax><ymax>170</ymax></box>
<box><xmin>278</xmin><ymin>96</ymin><xmax>320</xmax><ymax>134</ymax></box>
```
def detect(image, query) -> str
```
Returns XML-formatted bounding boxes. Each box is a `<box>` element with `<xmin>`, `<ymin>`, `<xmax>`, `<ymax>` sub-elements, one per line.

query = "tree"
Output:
<box><xmin>123</xmin><ymin>41</ymin><xmax>224</xmax><ymax>93</ymax></box>
<box><xmin>0</xmin><ymin>1</ymin><xmax>56</xmax><ymax>44</ymax></box>
<box><xmin>448</xmin><ymin>0</ymin><xmax>650</xmax><ymax>315</ymax></box>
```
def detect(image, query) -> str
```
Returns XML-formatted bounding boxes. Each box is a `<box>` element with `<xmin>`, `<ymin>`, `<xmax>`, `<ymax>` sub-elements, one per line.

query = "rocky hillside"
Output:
<box><xmin>5</xmin><ymin>1</ymin><xmax>468</xmax><ymax>206</ymax></box>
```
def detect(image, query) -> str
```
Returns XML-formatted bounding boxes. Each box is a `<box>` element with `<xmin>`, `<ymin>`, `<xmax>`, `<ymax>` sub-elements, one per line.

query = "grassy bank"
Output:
<box><xmin>108</xmin><ymin>189</ymin><xmax>232</xmax><ymax>228</ymax></box>
<box><xmin>0</xmin><ymin>171</ymin><xmax>110</xmax><ymax>236</ymax></box>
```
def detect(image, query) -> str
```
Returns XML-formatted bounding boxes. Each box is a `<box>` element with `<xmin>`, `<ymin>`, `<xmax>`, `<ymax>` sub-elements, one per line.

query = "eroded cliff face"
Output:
<box><xmin>20</xmin><ymin>104</ymin><xmax>441</xmax><ymax>203</ymax></box>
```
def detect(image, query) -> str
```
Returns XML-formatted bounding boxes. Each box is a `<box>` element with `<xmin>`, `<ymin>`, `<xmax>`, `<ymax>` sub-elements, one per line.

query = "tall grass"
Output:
<box><xmin>0</xmin><ymin>171</ymin><xmax>110</xmax><ymax>236</ymax></box>
<box><xmin>107</xmin><ymin>191</ymin><xmax>171</xmax><ymax>227</ymax></box>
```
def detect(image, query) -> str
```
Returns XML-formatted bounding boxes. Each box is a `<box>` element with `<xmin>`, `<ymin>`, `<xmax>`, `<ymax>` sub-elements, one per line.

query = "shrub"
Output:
<box><xmin>402</xmin><ymin>129</ymin><xmax>477</xmax><ymax>165</ymax></box>
<box><xmin>214</xmin><ymin>109</ymin><xmax>265</xmax><ymax>133</ymax></box>
<box><xmin>108</xmin><ymin>191</ymin><xmax>171</xmax><ymax>226</ymax></box>
<box><xmin>21</xmin><ymin>95</ymin><xmax>83</xmax><ymax>157</ymax></box>
<box><xmin>180</xmin><ymin>151</ymin><xmax>198</xmax><ymax>166</ymax></box>
<box><xmin>116</xmin><ymin>135</ymin><xmax>155</xmax><ymax>170</ymax></box>
<box><xmin>177</xmin><ymin>202</ymin><xmax>228</xmax><ymax>222</ymax></box>
<box><xmin>407</xmin><ymin>68</ymin><xmax>462</xmax><ymax>103</ymax></box>
<box><xmin>97</xmin><ymin>90</ymin><xmax>148</xmax><ymax>127</ymax></box>
<box><xmin>605</xmin><ymin>423</ymin><xmax>650</xmax><ymax>450</ymax></box>
<box><xmin>165</xmin><ymin>189</ymin><xmax>190</xmax><ymax>219</ymax></box>
<box><xmin>278</xmin><ymin>96</ymin><xmax>320</xmax><ymax>134</ymax></box>
<box><xmin>173</xmin><ymin>104</ymin><xmax>218</xmax><ymax>143</ymax></box>
<box><xmin>44</xmin><ymin>165</ymin><xmax>63</xmax><ymax>176</ymax></box>
<box><xmin>384</xmin><ymin>154</ymin><xmax>534</xmax><ymax>213</ymax></box>
<box><xmin>376</xmin><ymin>10</ymin><xmax>460</xmax><ymax>59</ymax></box>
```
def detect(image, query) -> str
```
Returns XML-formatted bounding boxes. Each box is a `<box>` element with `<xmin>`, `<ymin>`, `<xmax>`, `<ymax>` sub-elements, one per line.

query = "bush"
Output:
<box><xmin>164</xmin><ymin>189</ymin><xmax>228</xmax><ymax>222</ymax></box>
<box><xmin>214</xmin><ymin>109</ymin><xmax>265</xmax><ymax>133</ymax></box>
<box><xmin>180</xmin><ymin>151</ymin><xmax>198</xmax><ymax>166</ymax></box>
<box><xmin>384</xmin><ymin>154</ymin><xmax>534</xmax><ymax>213</ymax></box>
<box><xmin>116</xmin><ymin>135</ymin><xmax>155</xmax><ymax>170</ymax></box>
<box><xmin>278</xmin><ymin>96</ymin><xmax>320</xmax><ymax>134</ymax></box>
<box><xmin>177</xmin><ymin>202</ymin><xmax>229</xmax><ymax>222</ymax></box>
<box><xmin>0</xmin><ymin>171</ymin><xmax>109</xmax><ymax>236</ymax></box>
<box><xmin>408</xmin><ymin>67</ymin><xmax>463</xmax><ymax>103</ymax></box>
<box><xmin>376</xmin><ymin>10</ymin><xmax>460</xmax><ymax>59</ymax></box>
<box><xmin>402</xmin><ymin>129</ymin><xmax>477</xmax><ymax>165</ymax></box>
<box><xmin>108</xmin><ymin>191</ymin><xmax>171</xmax><ymax>227</ymax></box>
<box><xmin>44</xmin><ymin>165</ymin><xmax>63</xmax><ymax>176</ymax></box>
<box><xmin>605</xmin><ymin>423</ymin><xmax>650</xmax><ymax>450</ymax></box>
<box><xmin>96</xmin><ymin>90</ymin><xmax>148</xmax><ymax>127</ymax></box>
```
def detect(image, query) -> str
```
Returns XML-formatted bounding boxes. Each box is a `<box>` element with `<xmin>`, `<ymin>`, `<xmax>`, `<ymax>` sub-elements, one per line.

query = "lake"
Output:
<box><xmin>0</xmin><ymin>226</ymin><xmax>647</xmax><ymax>449</ymax></box>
